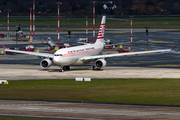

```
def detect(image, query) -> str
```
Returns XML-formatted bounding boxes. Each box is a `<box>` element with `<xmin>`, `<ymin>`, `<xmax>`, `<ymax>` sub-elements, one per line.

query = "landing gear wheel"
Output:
<box><xmin>59</xmin><ymin>66</ymin><xmax>64</xmax><ymax>72</ymax></box>
<box><xmin>63</xmin><ymin>66</ymin><xmax>70</xmax><ymax>71</ymax></box>
<box><xmin>67</xmin><ymin>66</ymin><xmax>70</xmax><ymax>70</ymax></box>
<box><xmin>93</xmin><ymin>66</ymin><xmax>96</xmax><ymax>70</ymax></box>
<box><xmin>59</xmin><ymin>66</ymin><xmax>70</xmax><ymax>72</ymax></box>
<box><xmin>63</xmin><ymin>66</ymin><xmax>67</xmax><ymax>71</ymax></box>
<box><xmin>93</xmin><ymin>66</ymin><xmax>100</xmax><ymax>70</ymax></box>
<box><xmin>93</xmin><ymin>66</ymin><xmax>101</xmax><ymax>70</ymax></box>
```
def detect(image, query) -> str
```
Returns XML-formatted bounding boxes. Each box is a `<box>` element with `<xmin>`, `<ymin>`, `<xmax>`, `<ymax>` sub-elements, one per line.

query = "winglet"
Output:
<box><xmin>2</xmin><ymin>45</ymin><xmax>5</xmax><ymax>50</ymax></box>
<box><xmin>171</xmin><ymin>45</ymin><xmax>177</xmax><ymax>50</ymax></box>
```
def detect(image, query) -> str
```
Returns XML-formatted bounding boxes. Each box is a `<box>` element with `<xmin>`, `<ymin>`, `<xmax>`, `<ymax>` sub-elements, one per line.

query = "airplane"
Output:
<box><xmin>2</xmin><ymin>16</ymin><xmax>177</xmax><ymax>72</ymax></box>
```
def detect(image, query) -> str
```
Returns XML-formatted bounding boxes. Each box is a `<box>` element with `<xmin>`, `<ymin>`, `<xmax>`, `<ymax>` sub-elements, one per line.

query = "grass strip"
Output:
<box><xmin>1</xmin><ymin>17</ymin><xmax>180</xmax><ymax>29</ymax></box>
<box><xmin>0</xmin><ymin>79</ymin><xmax>180</xmax><ymax>106</ymax></box>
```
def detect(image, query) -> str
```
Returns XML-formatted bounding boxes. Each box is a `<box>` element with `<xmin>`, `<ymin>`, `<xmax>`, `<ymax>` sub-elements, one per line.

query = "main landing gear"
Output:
<box><xmin>59</xmin><ymin>66</ymin><xmax>70</xmax><ymax>72</ymax></box>
<box><xmin>92</xmin><ymin>65</ymin><xmax>101</xmax><ymax>70</ymax></box>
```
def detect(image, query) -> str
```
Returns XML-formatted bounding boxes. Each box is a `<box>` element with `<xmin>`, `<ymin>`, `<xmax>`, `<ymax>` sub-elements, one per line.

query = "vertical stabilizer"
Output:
<box><xmin>95</xmin><ymin>16</ymin><xmax>106</xmax><ymax>44</ymax></box>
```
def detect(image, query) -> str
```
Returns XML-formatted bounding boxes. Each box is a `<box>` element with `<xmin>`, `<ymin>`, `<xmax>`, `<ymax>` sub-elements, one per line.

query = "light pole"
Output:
<box><xmin>145</xmin><ymin>27</ymin><xmax>148</xmax><ymax>50</ymax></box>
<box><xmin>16</xmin><ymin>30</ymin><xmax>18</xmax><ymax>49</ymax></box>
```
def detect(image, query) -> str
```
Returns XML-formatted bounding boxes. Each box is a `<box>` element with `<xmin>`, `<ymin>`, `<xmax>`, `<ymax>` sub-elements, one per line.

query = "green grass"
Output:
<box><xmin>1</xmin><ymin>17</ymin><xmax>180</xmax><ymax>29</ymax></box>
<box><xmin>1</xmin><ymin>79</ymin><xmax>180</xmax><ymax>106</ymax></box>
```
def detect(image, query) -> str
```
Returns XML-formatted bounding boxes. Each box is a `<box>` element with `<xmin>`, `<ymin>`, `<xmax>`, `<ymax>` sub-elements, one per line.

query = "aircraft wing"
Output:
<box><xmin>79</xmin><ymin>45</ymin><xmax>177</xmax><ymax>61</ymax></box>
<box><xmin>3</xmin><ymin>45</ymin><xmax>54</xmax><ymax>58</ymax></box>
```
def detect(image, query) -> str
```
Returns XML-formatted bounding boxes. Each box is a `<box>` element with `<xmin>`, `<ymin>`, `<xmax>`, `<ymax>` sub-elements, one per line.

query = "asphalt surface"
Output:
<box><xmin>1</xmin><ymin>100</ymin><xmax>180</xmax><ymax>120</ymax></box>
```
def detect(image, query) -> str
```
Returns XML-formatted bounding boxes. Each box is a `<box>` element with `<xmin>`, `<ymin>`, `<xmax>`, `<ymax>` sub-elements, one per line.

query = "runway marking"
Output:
<box><xmin>49</xmin><ymin>68</ymin><xmax>59</xmax><ymax>69</ymax></box>
<box><xmin>150</xmin><ymin>64</ymin><xmax>180</xmax><ymax>67</ymax></box>
<box><xmin>73</xmin><ymin>70</ymin><xmax>86</xmax><ymax>71</ymax></box>
<box><xmin>172</xmin><ymin>56</ymin><xmax>180</xmax><ymax>58</ymax></box>
<box><xmin>148</xmin><ymin>41</ymin><xmax>168</xmax><ymax>43</ymax></box>
<box><xmin>112</xmin><ymin>74</ymin><xmax>159</xmax><ymax>77</ymax></box>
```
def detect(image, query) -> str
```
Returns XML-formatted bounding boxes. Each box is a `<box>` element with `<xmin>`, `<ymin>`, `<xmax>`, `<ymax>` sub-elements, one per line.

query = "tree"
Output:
<box><xmin>72</xmin><ymin>4</ymin><xmax>78</xmax><ymax>13</ymax></box>
<box><xmin>148</xmin><ymin>5</ymin><xmax>154</xmax><ymax>14</ymax></box>
<box><xmin>79</xmin><ymin>3</ymin><xmax>85</xmax><ymax>9</ymax></box>
<box><xmin>145</xmin><ymin>0</ymin><xmax>156</xmax><ymax>6</ymax></box>
<box><xmin>131</xmin><ymin>4</ymin><xmax>139</xmax><ymax>15</ymax></box>
<box><xmin>96</xmin><ymin>3</ymin><xmax>103</xmax><ymax>15</ymax></box>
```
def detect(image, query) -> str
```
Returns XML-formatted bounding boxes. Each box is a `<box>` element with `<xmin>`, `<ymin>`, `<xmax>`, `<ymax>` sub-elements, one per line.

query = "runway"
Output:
<box><xmin>0</xmin><ymin>100</ymin><xmax>180</xmax><ymax>119</ymax></box>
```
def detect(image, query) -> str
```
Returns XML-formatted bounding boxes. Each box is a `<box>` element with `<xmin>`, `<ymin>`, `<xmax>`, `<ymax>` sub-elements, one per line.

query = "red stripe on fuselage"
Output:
<box><xmin>58</xmin><ymin>47</ymin><xmax>103</xmax><ymax>58</ymax></box>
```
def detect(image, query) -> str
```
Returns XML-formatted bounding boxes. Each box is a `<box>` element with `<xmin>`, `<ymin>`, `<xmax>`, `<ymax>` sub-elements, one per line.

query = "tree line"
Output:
<box><xmin>0</xmin><ymin>0</ymin><xmax>180</xmax><ymax>16</ymax></box>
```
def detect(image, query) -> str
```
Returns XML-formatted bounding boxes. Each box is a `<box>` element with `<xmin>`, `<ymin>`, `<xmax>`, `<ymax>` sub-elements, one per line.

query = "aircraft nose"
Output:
<box><xmin>53</xmin><ymin>56</ymin><xmax>59</xmax><ymax>63</ymax></box>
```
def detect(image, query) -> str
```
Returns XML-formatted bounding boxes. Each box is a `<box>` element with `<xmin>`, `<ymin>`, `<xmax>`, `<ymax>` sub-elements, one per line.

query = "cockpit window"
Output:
<box><xmin>54</xmin><ymin>54</ymin><xmax>63</xmax><ymax>56</ymax></box>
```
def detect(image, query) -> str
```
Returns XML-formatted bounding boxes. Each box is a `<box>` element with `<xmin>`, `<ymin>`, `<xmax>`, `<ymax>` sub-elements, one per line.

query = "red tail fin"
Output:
<box><xmin>171</xmin><ymin>45</ymin><xmax>177</xmax><ymax>50</ymax></box>
<box><xmin>2</xmin><ymin>45</ymin><xmax>5</xmax><ymax>50</ymax></box>
<box><xmin>95</xmin><ymin>16</ymin><xmax>106</xmax><ymax>44</ymax></box>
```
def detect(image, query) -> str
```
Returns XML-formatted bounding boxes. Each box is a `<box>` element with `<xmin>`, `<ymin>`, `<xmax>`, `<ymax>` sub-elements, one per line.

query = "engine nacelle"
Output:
<box><xmin>40</xmin><ymin>59</ymin><xmax>52</xmax><ymax>69</ymax></box>
<box><xmin>95</xmin><ymin>59</ymin><xmax>107</xmax><ymax>69</ymax></box>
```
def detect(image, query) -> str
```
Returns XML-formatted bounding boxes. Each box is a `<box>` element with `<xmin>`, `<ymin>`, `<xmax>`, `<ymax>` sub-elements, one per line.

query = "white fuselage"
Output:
<box><xmin>53</xmin><ymin>43</ymin><xmax>104</xmax><ymax>66</ymax></box>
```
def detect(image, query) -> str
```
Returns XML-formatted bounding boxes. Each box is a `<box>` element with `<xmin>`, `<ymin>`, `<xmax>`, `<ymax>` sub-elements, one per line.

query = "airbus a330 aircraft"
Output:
<box><xmin>3</xmin><ymin>16</ymin><xmax>177</xmax><ymax>72</ymax></box>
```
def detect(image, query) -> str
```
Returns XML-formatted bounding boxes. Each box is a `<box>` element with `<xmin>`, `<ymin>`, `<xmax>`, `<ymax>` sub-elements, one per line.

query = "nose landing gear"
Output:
<box><xmin>59</xmin><ymin>66</ymin><xmax>70</xmax><ymax>72</ymax></box>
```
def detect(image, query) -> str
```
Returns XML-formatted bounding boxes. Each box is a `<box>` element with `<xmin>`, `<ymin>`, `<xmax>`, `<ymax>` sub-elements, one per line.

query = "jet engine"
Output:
<box><xmin>94</xmin><ymin>59</ymin><xmax>107</xmax><ymax>70</ymax></box>
<box><xmin>40</xmin><ymin>59</ymin><xmax>52</xmax><ymax>69</ymax></box>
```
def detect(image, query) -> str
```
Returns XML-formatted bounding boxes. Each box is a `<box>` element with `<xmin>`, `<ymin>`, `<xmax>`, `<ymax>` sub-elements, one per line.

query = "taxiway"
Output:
<box><xmin>0</xmin><ymin>100</ymin><xmax>180</xmax><ymax>119</ymax></box>
<box><xmin>0</xmin><ymin>64</ymin><xmax>180</xmax><ymax>80</ymax></box>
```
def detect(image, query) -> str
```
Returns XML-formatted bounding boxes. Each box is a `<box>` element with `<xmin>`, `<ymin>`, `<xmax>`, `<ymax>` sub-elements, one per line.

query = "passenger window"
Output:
<box><xmin>54</xmin><ymin>54</ymin><xmax>63</xmax><ymax>56</ymax></box>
